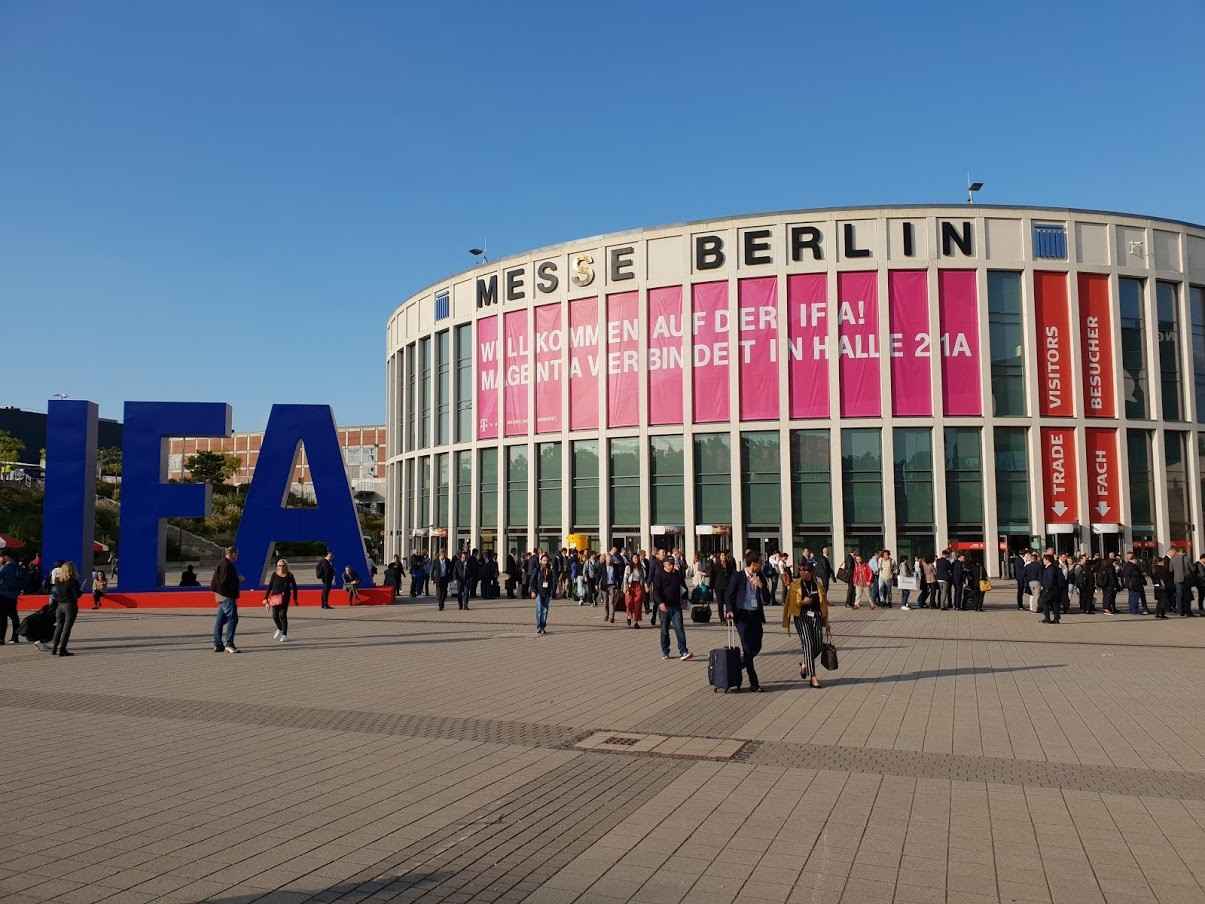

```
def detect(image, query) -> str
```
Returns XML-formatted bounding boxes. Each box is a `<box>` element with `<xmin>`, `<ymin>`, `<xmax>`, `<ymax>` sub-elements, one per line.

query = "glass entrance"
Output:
<box><xmin>1046</xmin><ymin>531</ymin><xmax>1076</xmax><ymax>557</ymax></box>
<box><xmin>744</xmin><ymin>532</ymin><xmax>780</xmax><ymax>561</ymax></box>
<box><xmin>610</xmin><ymin>533</ymin><xmax>640</xmax><ymax>554</ymax></box>
<box><xmin>1090</xmin><ymin>530</ymin><xmax>1121</xmax><ymax>558</ymax></box>
<box><xmin>695</xmin><ymin>532</ymin><xmax>732</xmax><ymax>557</ymax></box>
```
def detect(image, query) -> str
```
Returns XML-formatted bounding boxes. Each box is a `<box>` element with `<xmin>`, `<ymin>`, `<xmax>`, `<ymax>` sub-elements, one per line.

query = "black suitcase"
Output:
<box><xmin>708</xmin><ymin>625</ymin><xmax>742</xmax><ymax>693</ymax></box>
<box><xmin>690</xmin><ymin>604</ymin><xmax>712</xmax><ymax>624</ymax></box>
<box><xmin>18</xmin><ymin>604</ymin><xmax>55</xmax><ymax>643</ymax></box>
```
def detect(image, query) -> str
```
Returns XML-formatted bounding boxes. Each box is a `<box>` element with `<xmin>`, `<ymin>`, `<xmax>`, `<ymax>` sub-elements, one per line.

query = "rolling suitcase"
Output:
<box><xmin>18</xmin><ymin>604</ymin><xmax>55</xmax><ymax>643</ymax></box>
<box><xmin>708</xmin><ymin>623</ymin><xmax>742</xmax><ymax>693</ymax></box>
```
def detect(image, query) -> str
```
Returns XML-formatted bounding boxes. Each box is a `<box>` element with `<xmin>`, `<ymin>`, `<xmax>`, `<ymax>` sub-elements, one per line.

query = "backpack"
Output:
<box><xmin>1095</xmin><ymin>567</ymin><xmax>1110</xmax><ymax>589</ymax></box>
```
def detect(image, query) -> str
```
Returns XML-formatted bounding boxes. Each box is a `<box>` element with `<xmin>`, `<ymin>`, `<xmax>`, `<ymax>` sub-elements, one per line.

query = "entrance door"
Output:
<box><xmin>610</xmin><ymin>533</ymin><xmax>640</xmax><ymax>554</ymax></box>
<box><xmin>744</xmin><ymin>533</ymin><xmax>780</xmax><ymax>561</ymax></box>
<box><xmin>1046</xmin><ymin>532</ymin><xmax>1076</xmax><ymax>557</ymax></box>
<box><xmin>696</xmin><ymin>533</ymin><xmax>732</xmax><ymax>557</ymax></box>
<box><xmin>1090</xmin><ymin>531</ymin><xmax>1121</xmax><ymax>558</ymax></box>
<box><xmin>652</xmin><ymin>532</ymin><xmax>680</xmax><ymax>554</ymax></box>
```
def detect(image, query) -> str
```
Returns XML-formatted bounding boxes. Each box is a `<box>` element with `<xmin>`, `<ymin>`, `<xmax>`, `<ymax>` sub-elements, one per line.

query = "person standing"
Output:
<box><xmin>815</xmin><ymin>546</ymin><xmax>833</xmax><ymax>594</ymax></box>
<box><xmin>935</xmin><ymin>550</ymin><xmax>953</xmax><ymax>610</ymax></box>
<box><xmin>454</xmin><ymin>550</ymin><xmax>474</xmax><ymax>610</ymax></box>
<box><xmin>1075</xmin><ymin>557</ymin><xmax>1097</xmax><ymax>614</ymax></box>
<box><xmin>210</xmin><ymin>547</ymin><xmax>242</xmax><ymax>653</ymax></box>
<box><xmin>263</xmin><ymin>558</ymin><xmax>299</xmax><ymax>642</ymax></box>
<box><xmin>1170</xmin><ymin>548</ymin><xmax>1192</xmax><ymax>617</ymax></box>
<box><xmin>852</xmin><ymin>554</ymin><xmax>871</xmax><ymax>608</ymax></box>
<box><xmin>867</xmin><ymin>551</ymin><xmax>881</xmax><ymax>607</ymax></box>
<box><xmin>316</xmin><ymin>551</ymin><xmax>336</xmax><ymax>609</ymax></box>
<box><xmin>1023</xmin><ymin>552</ymin><xmax>1043</xmax><ymax>611</ymax></box>
<box><xmin>1013</xmin><ymin>552</ymin><xmax>1028</xmax><ymax>610</ymax></box>
<box><xmin>1097</xmin><ymin>553</ymin><xmax>1119</xmax><ymax>614</ymax></box>
<box><xmin>723</xmin><ymin>553</ymin><xmax>769</xmax><ymax>692</ymax></box>
<box><xmin>1038</xmin><ymin>554</ymin><xmax>1061</xmax><ymax>624</ymax></box>
<box><xmin>504</xmin><ymin>549</ymin><xmax>518</xmax><ymax>599</ymax></box>
<box><xmin>898</xmin><ymin>556</ymin><xmax>916</xmax><ymax>610</ymax></box>
<box><xmin>90</xmin><ymin>568</ymin><xmax>107</xmax><ymax>609</ymax></box>
<box><xmin>919</xmin><ymin>556</ymin><xmax>937</xmax><ymax>608</ymax></box>
<box><xmin>652</xmin><ymin>557</ymin><xmax>691</xmax><ymax>661</ymax></box>
<box><xmin>530</xmin><ymin>554</ymin><xmax>554</xmax><ymax>635</ymax></box>
<box><xmin>622</xmin><ymin>554</ymin><xmax>646</xmax><ymax>628</ymax></box>
<box><xmin>877</xmin><ymin>551</ymin><xmax>895</xmax><ymax>608</ymax></box>
<box><xmin>784</xmin><ymin>561</ymin><xmax>827</xmax><ymax>688</ymax></box>
<box><xmin>604</xmin><ymin>546</ymin><xmax>625</xmax><ymax>624</ymax></box>
<box><xmin>0</xmin><ymin>551</ymin><xmax>23</xmax><ymax>644</ymax></box>
<box><xmin>49</xmin><ymin>562</ymin><xmax>82</xmax><ymax>656</ymax></box>
<box><xmin>432</xmin><ymin>551</ymin><xmax>451</xmax><ymax>609</ymax></box>
<box><xmin>1151</xmin><ymin>555</ymin><xmax>1172</xmax><ymax>619</ymax></box>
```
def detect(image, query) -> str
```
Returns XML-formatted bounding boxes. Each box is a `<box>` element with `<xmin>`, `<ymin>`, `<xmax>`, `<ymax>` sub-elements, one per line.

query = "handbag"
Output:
<box><xmin>978</xmin><ymin>579</ymin><xmax>992</xmax><ymax>593</ymax></box>
<box><xmin>820</xmin><ymin>627</ymin><xmax>839</xmax><ymax>671</ymax></box>
<box><xmin>267</xmin><ymin>593</ymin><xmax>284</xmax><ymax>607</ymax></box>
<box><xmin>836</xmin><ymin>565</ymin><xmax>850</xmax><ymax>583</ymax></box>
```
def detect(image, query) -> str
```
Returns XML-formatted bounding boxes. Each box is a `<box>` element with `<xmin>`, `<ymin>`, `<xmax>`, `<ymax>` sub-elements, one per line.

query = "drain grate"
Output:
<box><xmin>602</xmin><ymin>735</ymin><xmax>640</xmax><ymax>747</ymax></box>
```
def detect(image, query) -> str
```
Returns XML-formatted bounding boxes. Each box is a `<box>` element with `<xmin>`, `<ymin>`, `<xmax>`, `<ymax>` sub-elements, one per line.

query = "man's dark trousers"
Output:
<box><xmin>733</xmin><ymin>614</ymin><xmax>763</xmax><ymax>690</ymax></box>
<box><xmin>457</xmin><ymin>581</ymin><xmax>470</xmax><ymax>610</ymax></box>
<box><xmin>320</xmin><ymin>583</ymin><xmax>333</xmax><ymax>609</ymax></box>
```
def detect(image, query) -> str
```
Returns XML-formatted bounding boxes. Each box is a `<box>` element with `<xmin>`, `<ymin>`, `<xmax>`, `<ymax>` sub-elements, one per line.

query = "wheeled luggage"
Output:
<box><xmin>708</xmin><ymin>623</ymin><xmax>742</xmax><ymax>693</ymax></box>
<box><xmin>18</xmin><ymin>604</ymin><xmax>55</xmax><ymax>643</ymax></box>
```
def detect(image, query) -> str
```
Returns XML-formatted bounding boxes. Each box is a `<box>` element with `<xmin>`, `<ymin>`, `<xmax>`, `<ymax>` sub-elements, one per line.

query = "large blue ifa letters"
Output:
<box><xmin>42</xmin><ymin>400</ymin><xmax>371</xmax><ymax>592</ymax></box>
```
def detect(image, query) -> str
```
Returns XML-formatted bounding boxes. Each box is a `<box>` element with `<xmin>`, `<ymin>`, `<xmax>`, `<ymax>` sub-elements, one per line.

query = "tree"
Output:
<box><xmin>97</xmin><ymin>446</ymin><xmax>122</xmax><ymax>477</ymax></box>
<box><xmin>0</xmin><ymin>430</ymin><xmax>24</xmax><ymax>465</ymax></box>
<box><xmin>184</xmin><ymin>451</ymin><xmax>240</xmax><ymax>486</ymax></box>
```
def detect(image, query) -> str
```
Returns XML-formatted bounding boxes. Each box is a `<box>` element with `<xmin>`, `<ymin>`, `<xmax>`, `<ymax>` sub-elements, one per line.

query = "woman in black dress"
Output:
<box><xmin>263</xmin><ymin>559</ymin><xmax>300</xmax><ymax>642</ymax></box>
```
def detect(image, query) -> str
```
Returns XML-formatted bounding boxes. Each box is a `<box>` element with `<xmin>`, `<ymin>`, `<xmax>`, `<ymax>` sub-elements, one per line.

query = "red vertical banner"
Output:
<box><xmin>502</xmin><ymin>310</ymin><xmax>529</xmax><ymax>436</ymax></box>
<box><xmin>838</xmin><ymin>271</ymin><xmax>880</xmax><ymax>417</ymax></box>
<box><xmin>887</xmin><ymin>270</ymin><xmax>931</xmax><ymax>416</ymax></box>
<box><xmin>938</xmin><ymin>269</ymin><xmax>981</xmax><ymax>416</ymax></box>
<box><xmin>1035</xmin><ymin>271</ymin><xmax>1073</xmax><ymax>417</ymax></box>
<box><xmin>1084</xmin><ymin>428</ymin><xmax>1120</xmax><ymax>523</ymax></box>
<box><xmin>475</xmin><ymin>314</ymin><xmax>499</xmax><ymax>440</ymax></box>
<box><xmin>787</xmin><ymin>273</ymin><xmax>829</xmax><ymax>418</ymax></box>
<box><xmin>607</xmin><ymin>292</ymin><xmax>639</xmax><ymax>428</ymax></box>
<box><xmin>568</xmin><ymin>297</ymin><xmax>600</xmax><ymax>431</ymax></box>
<box><xmin>1040</xmin><ymin>427</ymin><xmax>1078</xmax><ymax>524</ymax></box>
<box><xmin>1078</xmin><ymin>273</ymin><xmax>1116</xmax><ymax>418</ymax></box>
<box><xmin>738</xmin><ymin>276</ymin><xmax>779</xmax><ymax>420</ymax></box>
<box><xmin>647</xmin><ymin>286</ymin><xmax>684</xmax><ymax>425</ymax></box>
<box><xmin>533</xmin><ymin>303</ymin><xmax>562</xmax><ymax>433</ymax></box>
<box><xmin>692</xmin><ymin>281</ymin><xmax>730</xmax><ymax>423</ymax></box>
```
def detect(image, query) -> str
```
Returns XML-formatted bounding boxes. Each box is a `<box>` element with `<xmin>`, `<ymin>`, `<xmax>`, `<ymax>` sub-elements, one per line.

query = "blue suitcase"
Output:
<box><xmin>708</xmin><ymin>624</ymin><xmax>742</xmax><ymax>693</ymax></box>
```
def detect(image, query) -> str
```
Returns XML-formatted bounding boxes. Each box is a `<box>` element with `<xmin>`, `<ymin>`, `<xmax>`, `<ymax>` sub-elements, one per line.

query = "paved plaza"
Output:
<box><xmin>3</xmin><ymin>593</ymin><xmax>1205</xmax><ymax>904</ymax></box>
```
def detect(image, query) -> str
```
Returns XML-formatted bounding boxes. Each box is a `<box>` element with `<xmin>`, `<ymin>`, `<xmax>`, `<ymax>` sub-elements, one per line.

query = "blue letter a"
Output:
<box><xmin>235</xmin><ymin>405</ymin><xmax>370</xmax><ymax>588</ymax></box>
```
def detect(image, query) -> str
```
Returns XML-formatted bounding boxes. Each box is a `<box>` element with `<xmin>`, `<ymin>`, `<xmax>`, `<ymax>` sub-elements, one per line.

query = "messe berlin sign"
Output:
<box><xmin>43</xmin><ymin>400</ymin><xmax>371</xmax><ymax>592</ymax></box>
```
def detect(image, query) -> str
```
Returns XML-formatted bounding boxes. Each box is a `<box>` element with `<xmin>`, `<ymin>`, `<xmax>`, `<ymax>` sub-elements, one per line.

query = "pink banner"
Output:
<box><xmin>838</xmin><ymin>271</ymin><xmax>880</xmax><ymax>417</ymax></box>
<box><xmin>787</xmin><ymin>273</ymin><xmax>829</xmax><ymax>418</ymax></box>
<box><xmin>569</xmin><ymin>297</ymin><xmax>600</xmax><ymax>431</ymax></box>
<box><xmin>647</xmin><ymin>286</ymin><xmax>684</xmax><ymax>425</ymax></box>
<box><xmin>534</xmin><ymin>303</ymin><xmax>562</xmax><ymax>433</ymax></box>
<box><xmin>938</xmin><ymin>270</ymin><xmax>981</xmax><ymax>416</ymax></box>
<box><xmin>607</xmin><ymin>292</ymin><xmax>639</xmax><ymax>428</ymax></box>
<box><xmin>503</xmin><ymin>309</ymin><xmax>529</xmax><ymax>436</ymax></box>
<box><xmin>475</xmin><ymin>315</ymin><xmax>499</xmax><ymax>440</ymax></box>
<box><xmin>888</xmin><ymin>270</ymin><xmax>931</xmax><ymax>416</ymax></box>
<box><xmin>692</xmin><ymin>281</ymin><xmax>730</xmax><ymax>423</ymax></box>
<box><xmin>738</xmin><ymin>277</ymin><xmax>779</xmax><ymax>420</ymax></box>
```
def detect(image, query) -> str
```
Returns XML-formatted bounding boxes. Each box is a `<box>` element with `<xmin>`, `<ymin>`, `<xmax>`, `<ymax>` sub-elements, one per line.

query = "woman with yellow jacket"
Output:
<box><xmin>782</xmin><ymin>560</ymin><xmax>828</xmax><ymax>688</ymax></box>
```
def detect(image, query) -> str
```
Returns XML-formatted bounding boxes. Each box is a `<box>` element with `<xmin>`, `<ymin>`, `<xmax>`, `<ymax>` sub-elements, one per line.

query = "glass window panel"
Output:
<box><xmin>1192</xmin><ymin>287</ymin><xmax>1205</xmax><ymax>424</ymax></box>
<box><xmin>987</xmin><ymin>271</ymin><xmax>1026</xmax><ymax>416</ymax></box>
<box><xmin>506</xmin><ymin>445</ymin><xmax>528</xmax><ymax>528</ymax></box>
<box><xmin>435</xmin><ymin>330</ymin><xmax>450</xmax><ymax>445</ymax></box>
<box><xmin>790</xmin><ymin>430</ymin><xmax>831</xmax><ymax>529</ymax></box>
<box><xmin>572</xmin><ymin>440</ymin><xmax>599</xmax><ymax>529</ymax></box>
<box><xmin>1127</xmin><ymin>429</ymin><xmax>1154</xmax><ymax>531</ymax></box>
<box><xmin>693</xmin><ymin>434</ymin><xmax>732</xmax><ymax>525</ymax></box>
<box><xmin>1166</xmin><ymin>431</ymin><xmax>1190</xmax><ymax>547</ymax></box>
<box><xmin>649</xmin><ymin>436</ymin><xmax>685</xmax><ymax>526</ymax></box>
<box><xmin>537</xmin><ymin>442</ymin><xmax>562</xmax><ymax>529</ymax></box>
<box><xmin>478</xmin><ymin>448</ymin><xmax>498</xmax><ymax>529</ymax></box>
<box><xmin>944</xmin><ymin>428</ymin><xmax>983</xmax><ymax>528</ymax></box>
<box><xmin>894</xmin><ymin>427</ymin><xmax>934</xmax><ymax>528</ymax></box>
<box><xmin>841</xmin><ymin>428</ymin><xmax>882</xmax><ymax>529</ymax></box>
<box><xmin>417</xmin><ymin>456</ymin><xmax>430</xmax><ymax>527</ymax></box>
<box><xmin>1157</xmin><ymin>282</ymin><xmax>1183</xmax><ymax>421</ymax></box>
<box><xmin>404</xmin><ymin>458</ymin><xmax>414</xmax><ymax>536</ymax></box>
<box><xmin>741</xmin><ymin>431</ymin><xmax>781</xmax><ymax>529</ymax></box>
<box><xmin>993</xmin><ymin>427</ymin><xmax>1030</xmax><ymax>532</ymax></box>
<box><xmin>456</xmin><ymin>450</ymin><xmax>471</xmax><ymax>530</ymax></box>
<box><xmin>435</xmin><ymin>453</ymin><xmax>449</xmax><ymax>528</ymax></box>
<box><xmin>405</xmin><ymin>343</ymin><xmax>416</xmax><ymax>452</ymax></box>
<box><xmin>455</xmin><ymin>324</ymin><xmax>474</xmax><ymax>441</ymax></box>
<box><xmin>1119</xmin><ymin>278</ymin><xmax>1148</xmax><ymax>419</ymax></box>
<box><xmin>418</xmin><ymin>337</ymin><xmax>431</xmax><ymax>449</ymax></box>
<box><xmin>609</xmin><ymin>438</ymin><xmax>640</xmax><ymax>529</ymax></box>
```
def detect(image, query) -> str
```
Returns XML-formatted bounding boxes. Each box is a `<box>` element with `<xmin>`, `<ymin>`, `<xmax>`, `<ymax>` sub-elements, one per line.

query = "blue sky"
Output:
<box><xmin>3</xmin><ymin>1</ymin><xmax>1203</xmax><ymax>430</ymax></box>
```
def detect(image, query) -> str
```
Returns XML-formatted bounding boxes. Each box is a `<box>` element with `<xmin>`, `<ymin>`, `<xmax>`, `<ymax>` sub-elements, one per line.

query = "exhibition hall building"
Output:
<box><xmin>383</xmin><ymin>205</ymin><xmax>1205</xmax><ymax>576</ymax></box>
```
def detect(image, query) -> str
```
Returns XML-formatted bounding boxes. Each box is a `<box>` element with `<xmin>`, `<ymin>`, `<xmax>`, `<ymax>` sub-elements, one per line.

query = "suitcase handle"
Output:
<box><xmin>728</xmin><ymin>621</ymin><xmax>739</xmax><ymax>648</ymax></box>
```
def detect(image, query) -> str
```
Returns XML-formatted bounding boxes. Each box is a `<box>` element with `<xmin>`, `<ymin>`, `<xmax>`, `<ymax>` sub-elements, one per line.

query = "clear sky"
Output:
<box><xmin>3</xmin><ymin>1</ymin><xmax>1203</xmax><ymax>430</ymax></box>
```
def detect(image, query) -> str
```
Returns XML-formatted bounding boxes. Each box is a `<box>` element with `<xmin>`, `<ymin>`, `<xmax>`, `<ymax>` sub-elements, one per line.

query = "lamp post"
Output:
<box><xmin>967</xmin><ymin>179</ymin><xmax>985</xmax><ymax>205</ymax></box>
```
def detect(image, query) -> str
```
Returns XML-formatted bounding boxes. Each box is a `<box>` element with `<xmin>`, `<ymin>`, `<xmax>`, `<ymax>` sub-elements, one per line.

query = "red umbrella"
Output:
<box><xmin>0</xmin><ymin>534</ymin><xmax>26</xmax><ymax>550</ymax></box>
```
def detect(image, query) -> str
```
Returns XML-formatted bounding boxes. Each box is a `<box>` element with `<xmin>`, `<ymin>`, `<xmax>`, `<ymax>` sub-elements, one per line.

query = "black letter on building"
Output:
<box><xmin>742</xmin><ymin>229</ymin><xmax>773</xmax><ymax>266</ymax></box>
<box><xmin>941</xmin><ymin>221</ymin><xmax>973</xmax><ymax>257</ymax></box>
<box><xmin>902</xmin><ymin>222</ymin><xmax>915</xmax><ymax>257</ymax></box>
<box><xmin>536</xmin><ymin>261</ymin><xmax>559</xmax><ymax>294</ymax></box>
<box><xmin>505</xmin><ymin>268</ymin><xmax>526</xmax><ymax>302</ymax></box>
<box><xmin>790</xmin><ymin>225</ymin><xmax>823</xmax><ymax>262</ymax></box>
<box><xmin>842</xmin><ymin>223</ymin><xmax>871</xmax><ymax>258</ymax></box>
<box><xmin>476</xmin><ymin>274</ymin><xmax>498</xmax><ymax>309</ymax></box>
<box><xmin>609</xmin><ymin>246</ymin><xmax>635</xmax><ymax>282</ymax></box>
<box><xmin>695</xmin><ymin>235</ymin><xmax>725</xmax><ymax>270</ymax></box>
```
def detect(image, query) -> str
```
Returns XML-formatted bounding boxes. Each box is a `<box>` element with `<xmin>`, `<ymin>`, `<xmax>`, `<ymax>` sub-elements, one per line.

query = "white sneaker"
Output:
<box><xmin>661</xmin><ymin>655</ymin><xmax>671</xmax><ymax>660</ymax></box>
<box><xmin>225</xmin><ymin>645</ymin><xmax>240</xmax><ymax>654</ymax></box>
<box><xmin>680</xmin><ymin>652</ymin><xmax>693</xmax><ymax>661</ymax></box>
<box><xmin>273</xmin><ymin>629</ymin><xmax>281</xmax><ymax>640</ymax></box>
<box><xmin>901</xmin><ymin>605</ymin><xmax>910</xmax><ymax>611</ymax></box>
<box><xmin>279</xmin><ymin>635</ymin><xmax>288</xmax><ymax>643</ymax></box>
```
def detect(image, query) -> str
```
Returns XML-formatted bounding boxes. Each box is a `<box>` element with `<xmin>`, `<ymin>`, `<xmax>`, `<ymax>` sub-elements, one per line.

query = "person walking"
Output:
<box><xmin>622</xmin><ymin>554</ymin><xmax>646</xmax><ymax>628</ymax></box>
<box><xmin>210</xmin><ymin>546</ymin><xmax>242</xmax><ymax>653</ymax></box>
<box><xmin>784</xmin><ymin>561</ymin><xmax>827</xmax><ymax>688</ymax></box>
<box><xmin>0</xmin><ymin>551</ymin><xmax>23</xmax><ymax>644</ymax></box>
<box><xmin>919</xmin><ymin>555</ymin><xmax>937</xmax><ymax>608</ymax></box>
<box><xmin>815</xmin><ymin>546</ymin><xmax>834</xmax><ymax>593</ymax></box>
<box><xmin>49</xmin><ymin>562</ymin><xmax>82</xmax><ymax>656</ymax></box>
<box><xmin>1038</xmin><ymin>554</ymin><xmax>1061</xmax><ymax>624</ymax></box>
<box><xmin>316</xmin><ymin>551</ymin><xmax>336</xmax><ymax>609</ymax></box>
<box><xmin>530</xmin><ymin>553</ymin><xmax>554</xmax><ymax>635</ymax></box>
<box><xmin>454</xmin><ymin>550</ymin><xmax>475</xmax><ymax>610</ymax></box>
<box><xmin>723</xmin><ymin>553</ymin><xmax>769</xmax><ymax>692</ymax></box>
<box><xmin>432</xmin><ymin>551</ymin><xmax>451</xmax><ymax>610</ymax></box>
<box><xmin>852</xmin><ymin>554</ymin><xmax>871</xmax><ymax>608</ymax></box>
<box><xmin>898</xmin><ymin>556</ymin><xmax>916</xmax><ymax>610</ymax></box>
<box><xmin>1119</xmin><ymin>553</ymin><xmax>1147</xmax><ymax>615</ymax></box>
<box><xmin>263</xmin><ymin>558</ymin><xmax>299</xmax><ymax>642</ymax></box>
<box><xmin>652</xmin><ymin>556</ymin><xmax>691</xmax><ymax>661</ymax></box>
<box><xmin>867</xmin><ymin>551</ymin><xmax>881</xmax><ymax>607</ymax></box>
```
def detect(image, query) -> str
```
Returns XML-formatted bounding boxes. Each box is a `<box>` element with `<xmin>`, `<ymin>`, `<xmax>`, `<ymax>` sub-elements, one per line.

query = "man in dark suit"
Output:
<box><xmin>815</xmin><ymin>546</ymin><xmax>834</xmax><ymax>593</ymax></box>
<box><xmin>432</xmin><ymin>552</ymin><xmax>451</xmax><ymax>610</ymax></box>
<box><xmin>723</xmin><ymin>552</ymin><xmax>770</xmax><ymax>692</ymax></box>
<box><xmin>1012</xmin><ymin>552</ymin><xmax>1027</xmax><ymax>610</ymax></box>
<box><xmin>1039</xmin><ymin>554</ymin><xmax>1061</xmax><ymax>624</ymax></box>
<box><xmin>454</xmin><ymin>550</ymin><xmax>476</xmax><ymax>610</ymax></box>
<box><xmin>316</xmin><ymin>551</ymin><xmax>336</xmax><ymax>609</ymax></box>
